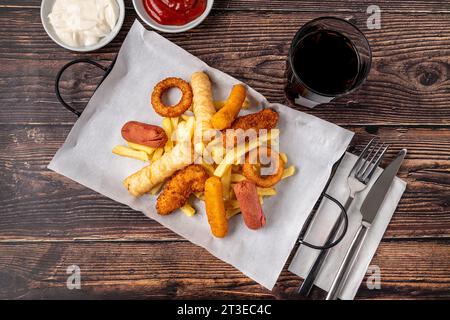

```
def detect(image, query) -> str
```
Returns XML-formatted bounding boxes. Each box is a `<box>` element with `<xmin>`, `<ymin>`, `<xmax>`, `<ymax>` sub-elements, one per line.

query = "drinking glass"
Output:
<box><xmin>285</xmin><ymin>17</ymin><xmax>372</xmax><ymax>108</ymax></box>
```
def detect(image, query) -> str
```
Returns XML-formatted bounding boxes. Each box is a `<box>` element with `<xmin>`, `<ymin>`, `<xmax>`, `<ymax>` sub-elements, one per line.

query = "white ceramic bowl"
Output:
<box><xmin>132</xmin><ymin>0</ymin><xmax>214</xmax><ymax>33</ymax></box>
<box><xmin>40</xmin><ymin>0</ymin><xmax>125</xmax><ymax>52</ymax></box>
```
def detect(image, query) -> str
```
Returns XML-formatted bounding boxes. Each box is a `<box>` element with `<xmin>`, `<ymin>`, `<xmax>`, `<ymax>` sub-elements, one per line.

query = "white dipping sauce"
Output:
<box><xmin>48</xmin><ymin>0</ymin><xmax>119</xmax><ymax>48</ymax></box>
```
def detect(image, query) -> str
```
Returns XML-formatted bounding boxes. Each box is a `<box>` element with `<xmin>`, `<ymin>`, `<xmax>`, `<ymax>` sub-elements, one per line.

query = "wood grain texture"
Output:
<box><xmin>0</xmin><ymin>240</ymin><xmax>448</xmax><ymax>300</ymax></box>
<box><xmin>1</xmin><ymin>9</ymin><xmax>450</xmax><ymax>125</ymax></box>
<box><xmin>0</xmin><ymin>0</ymin><xmax>449</xmax><ymax>300</ymax></box>
<box><xmin>2</xmin><ymin>0</ymin><xmax>450</xmax><ymax>13</ymax></box>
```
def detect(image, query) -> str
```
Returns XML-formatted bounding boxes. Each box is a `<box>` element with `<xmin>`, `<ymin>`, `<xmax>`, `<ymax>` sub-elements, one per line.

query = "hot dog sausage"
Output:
<box><xmin>121</xmin><ymin>121</ymin><xmax>168</xmax><ymax>148</ymax></box>
<box><xmin>233</xmin><ymin>180</ymin><xmax>266</xmax><ymax>230</ymax></box>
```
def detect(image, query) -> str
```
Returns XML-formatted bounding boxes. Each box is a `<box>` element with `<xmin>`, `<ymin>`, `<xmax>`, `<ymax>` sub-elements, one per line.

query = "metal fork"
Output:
<box><xmin>298</xmin><ymin>137</ymin><xmax>389</xmax><ymax>297</ymax></box>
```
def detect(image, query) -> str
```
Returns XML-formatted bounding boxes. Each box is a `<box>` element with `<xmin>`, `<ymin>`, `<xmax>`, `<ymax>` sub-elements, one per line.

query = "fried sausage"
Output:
<box><xmin>233</xmin><ymin>180</ymin><xmax>266</xmax><ymax>230</ymax></box>
<box><xmin>121</xmin><ymin>121</ymin><xmax>168</xmax><ymax>148</ymax></box>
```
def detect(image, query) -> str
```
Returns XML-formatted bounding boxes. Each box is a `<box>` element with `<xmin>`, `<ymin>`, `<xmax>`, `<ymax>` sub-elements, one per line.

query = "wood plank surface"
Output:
<box><xmin>1</xmin><ymin>9</ymin><xmax>450</xmax><ymax>125</ymax></box>
<box><xmin>0</xmin><ymin>0</ymin><xmax>449</xmax><ymax>300</ymax></box>
<box><xmin>0</xmin><ymin>240</ymin><xmax>448</xmax><ymax>300</ymax></box>
<box><xmin>1</xmin><ymin>125</ymin><xmax>449</xmax><ymax>241</ymax></box>
<box><xmin>2</xmin><ymin>0</ymin><xmax>450</xmax><ymax>13</ymax></box>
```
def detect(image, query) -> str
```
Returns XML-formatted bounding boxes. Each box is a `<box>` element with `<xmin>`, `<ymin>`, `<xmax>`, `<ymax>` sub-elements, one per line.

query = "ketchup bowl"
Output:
<box><xmin>132</xmin><ymin>0</ymin><xmax>214</xmax><ymax>33</ymax></box>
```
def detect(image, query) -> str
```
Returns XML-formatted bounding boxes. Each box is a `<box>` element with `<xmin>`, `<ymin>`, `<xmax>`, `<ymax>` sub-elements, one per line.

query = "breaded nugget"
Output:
<box><xmin>222</xmin><ymin>108</ymin><xmax>279</xmax><ymax>146</ymax></box>
<box><xmin>156</xmin><ymin>165</ymin><xmax>209</xmax><ymax>215</ymax></box>
<box><xmin>231</xmin><ymin>108</ymin><xmax>279</xmax><ymax>131</ymax></box>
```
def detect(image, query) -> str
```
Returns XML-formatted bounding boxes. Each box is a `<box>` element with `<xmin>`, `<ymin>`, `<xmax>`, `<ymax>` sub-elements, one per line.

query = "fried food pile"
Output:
<box><xmin>112</xmin><ymin>72</ymin><xmax>296</xmax><ymax>238</ymax></box>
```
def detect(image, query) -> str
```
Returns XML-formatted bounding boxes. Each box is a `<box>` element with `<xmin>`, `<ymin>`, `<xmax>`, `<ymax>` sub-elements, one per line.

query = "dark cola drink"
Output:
<box><xmin>285</xmin><ymin>17</ymin><xmax>372</xmax><ymax>107</ymax></box>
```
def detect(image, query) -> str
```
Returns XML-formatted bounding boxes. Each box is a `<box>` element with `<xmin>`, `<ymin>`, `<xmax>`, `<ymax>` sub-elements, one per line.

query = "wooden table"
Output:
<box><xmin>1</xmin><ymin>0</ymin><xmax>449</xmax><ymax>300</ymax></box>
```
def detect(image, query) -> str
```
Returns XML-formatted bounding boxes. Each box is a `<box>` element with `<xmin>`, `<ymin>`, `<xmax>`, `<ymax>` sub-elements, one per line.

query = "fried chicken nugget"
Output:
<box><xmin>156</xmin><ymin>165</ymin><xmax>209</xmax><ymax>215</ymax></box>
<box><xmin>231</xmin><ymin>108</ymin><xmax>279</xmax><ymax>131</ymax></box>
<box><xmin>223</xmin><ymin>108</ymin><xmax>279</xmax><ymax>146</ymax></box>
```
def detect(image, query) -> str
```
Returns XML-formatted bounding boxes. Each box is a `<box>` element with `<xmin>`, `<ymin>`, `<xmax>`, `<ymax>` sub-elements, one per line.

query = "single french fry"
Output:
<box><xmin>164</xmin><ymin>141</ymin><xmax>173</xmax><ymax>153</ymax></box>
<box><xmin>194</xmin><ymin>192</ymin><xmax>205</xmax><ymax>201</ymax></box>
<box><xmin>162</xmin><ymin>117</ymin><xmax>174</xmax><ymax>152</ymax></box>
<box><xmin>221</xmin><ymin>166</ymin><xmax>232</xmax><ymax>199</ymax></box>
<box><xmin>280</xmin><ymin>152</ymin><xmax>288</xmax><ymax>164</ymax></box>
<box><xmin>126</xmin><ymin>141</ymin><xmax>156</xmax><ymax>156</ymax></box>
<box><xmin>210</xmin><ymin>145</ymin><xmax>225</xmax><ymax>165</ymax></box>
<box><xmin>150</xmin><ymin>182</ymin><xmax>164</xmax><ymax>195</ymax></box>
<box><xmin>257</xmin><ymin>187</ymin><xmax>277</xmax><ymax>196</ymax></box>
<box><xmin>181</xmin><ymin>114</ymin><xmax>192</xmax><ymax>122</ymax></box>
<box><xmin>112</xmin><ymin>145</ymin><xmax>149</xmax><ymax>162</ymax></box>
<box><xmin>162</xmin><ymin>117</ymin><xmax>172</xmax><ymax>136</ymax></box>
<box><xmin>231</xmin><ymin>173</ymin><xmax>246</xmax><ymax>183</ymax></box>
<box><xmin>201</xmin><ymin>162</ymin><xmax>216</xmax><ymax>176</ymax></box>
<box><xmin>242</xmin><ymin>97</ymin><xmax>250</xmax><ymax>109</ymax></box>
<box><xmin>170</xmin><ymin>117</ymin><xmax>179</xmax><ymax>131</ymax></box>
<box><xmin>181</xmin><ymin>202</ymin><xmax>196</xmax><ymax>217</ymax></box>
<box><xmin>225</xmin><ymin>199</ymin><xmax>240</xmax><ymax>210</ymax></box>
<box><xmin>282</xmin><ymin>165</ymin><xmax>296</xmax><ymax>179</ymax></box>
<box><xmin>226</xmin><ymin>208</ymin><xmax>241</xmax><ymax>219</ymax></box>
<box><xmin>152</xmin><ymin>148</ymin><xmax>164</xmax><ymax>161</ymax></box>
<box><xmin>259</xmin><ymin>195</ymin><xmax>264</xmax><ymax>205</ymax></box>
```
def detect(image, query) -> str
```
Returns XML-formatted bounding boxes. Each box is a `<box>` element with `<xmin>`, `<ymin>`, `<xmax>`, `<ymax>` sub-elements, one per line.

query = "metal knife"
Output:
<box><xmin>325</xmin><ymin>149</ymin><xmax>407</xmax><ymax>300</ymax></box>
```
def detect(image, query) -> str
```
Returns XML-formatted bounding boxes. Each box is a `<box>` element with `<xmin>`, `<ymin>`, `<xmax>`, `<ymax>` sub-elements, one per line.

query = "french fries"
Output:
<box><xmin>162</xmin><ymin>117</ymin><xmax>174</xmax><ymax>153</ymax></box>
<box><xmin>257</xmin><ymin>187</ymin><xmax>277</xmax><ymax>196</ymax></box>
<box><xmin>152</xmin><ymin>148</ymin><xmax>164</xmax><ymax>161</ymax></box>
<box><xmin>170</xmin><ymin>117</ymin><xmax>179</xmax><ymax>131</ymax></box>
<box><xmin>225</xmin><ymin>199</ymin><xmax>240</xmax><ymax>210</ymax></box>
<box><xmin>126</xmin><ymin>141</ymin><xmax>156</xmax><ymax>156</ymax></box>
<box><xmin>226</xmin><ymin>208</ymin><xmax>241</xmax><ymax>219</ymax></box>
<box><xmin>181</xmin><ymin>202</ymin><xmax>196</xmax><ymax>217</ymax></box>
<box><xmin>231</xmin><ymin>173</ymin><xmax>246</xmax><ymax>183</ymax></box>
<box><xmin>194</xmin><ymin>192</ymin><xmax>205</xmax><ymax>201</ymax></box>
<box><xmin>214</xmin><ymin>130</ymin><xmax>278</xmax><ymax>177</ymax></box>
<box><xmin>150</xmin><ymin>182</ymin><xmax>164</xmax><ymax>195</ymax></box>
<box><xmin>282</xmin><ymin>166</ymin><xmax>296</xmax><ymax>179</ymax></box>
<box><xmin>280</xmin><ymin>152</ymin><xmax>288</xmax><ymax>164</ymax></box>
<box><xmin>113</xmin><ymin>145</ymin><xmax>149</xmax><ymax>162</ymax></box>
<box><xmin>201</xmin><ymin>162</ymin><xmax>215</xmax><ymax>176</ymax></box>
<box><xmin>221</xmin><ymin>166</ymin><xmax>232</xmax><ymax>199</ymax></box>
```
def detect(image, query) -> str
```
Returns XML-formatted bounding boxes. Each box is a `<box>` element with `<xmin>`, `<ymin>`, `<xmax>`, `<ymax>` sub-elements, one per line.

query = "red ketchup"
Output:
<box><xmin>143</xmin><ymin>0</ymin><xmax>207</xmax><ymax>26</ymax></box>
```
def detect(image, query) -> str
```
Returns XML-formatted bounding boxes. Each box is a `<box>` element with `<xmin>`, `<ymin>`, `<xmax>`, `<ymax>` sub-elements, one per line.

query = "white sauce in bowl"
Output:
<box><xmin>48</xmin><ymin>0</ymin><xmax>119</xmax><ymax>48</ymax></box>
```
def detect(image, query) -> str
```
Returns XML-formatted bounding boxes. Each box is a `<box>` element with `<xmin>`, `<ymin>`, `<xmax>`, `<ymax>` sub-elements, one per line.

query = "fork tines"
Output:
<box><xmin>352</xmin><ymin>137</ymin><xmax>389</xmax><ymax>184</ymax></box>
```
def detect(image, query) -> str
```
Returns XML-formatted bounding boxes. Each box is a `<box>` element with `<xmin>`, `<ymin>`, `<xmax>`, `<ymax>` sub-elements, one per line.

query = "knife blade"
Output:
<box><xmin>360</xmin><ymin>149</ymin><xmax>407</xmax><ymax>225</ymax></box>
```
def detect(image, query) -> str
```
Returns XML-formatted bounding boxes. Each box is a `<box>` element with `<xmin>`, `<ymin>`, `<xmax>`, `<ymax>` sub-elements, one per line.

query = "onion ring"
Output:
<box><xmin>151</xmin><ymin>77</ymin><xmax>193</xmax><ymax>117</ymax></box>
<box><xmin>243</xmin><ymin>147</ymin><xmax>285</xmax><ymax>188</ymax></box>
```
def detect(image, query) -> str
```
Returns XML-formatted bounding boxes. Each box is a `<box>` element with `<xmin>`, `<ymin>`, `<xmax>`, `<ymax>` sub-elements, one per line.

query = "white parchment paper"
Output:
<box><xmin>289</xmin><ymin>152</ymin><xmax>406</xmax><ymax>299</ymax></box>
<box><xmin>48</xmin><ymin>20</ymin><xmax>355</xmax><ymax>290</ymax></box>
